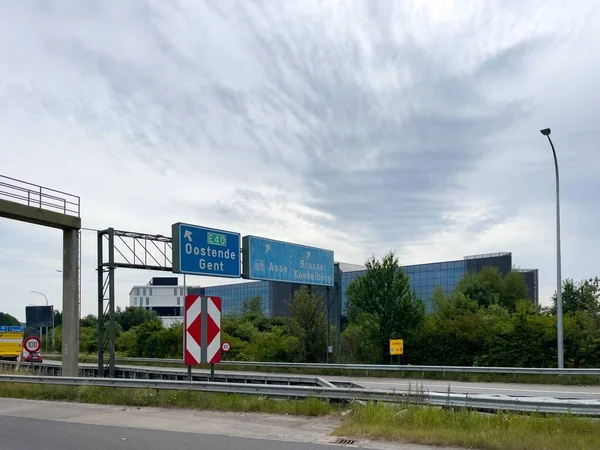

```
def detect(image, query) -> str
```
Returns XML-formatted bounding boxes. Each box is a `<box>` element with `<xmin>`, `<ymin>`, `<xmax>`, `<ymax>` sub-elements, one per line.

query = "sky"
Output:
<box><xmin>1</xmin><ymin>0</ymin><xmax>599</xmax><ymax>322</ymax></box>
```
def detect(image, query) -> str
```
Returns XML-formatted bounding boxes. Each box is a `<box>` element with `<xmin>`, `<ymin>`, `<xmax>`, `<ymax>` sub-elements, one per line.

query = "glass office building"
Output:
<box><xmin>193</xmin><ymin>251</ymin><xmax>537</xmax><ymax>317</ymax></box>
<box><xmin>340</xmin><ymin>259</ymin><xmax>466</xmax><ymax>313</ymax></box>
<box><xmin>340</xmin><ymin>252</ymin><xmax>522</xmax><ymax>313</ymax></box>
<box><xmin>131</xmin><ymin>252</ymin><xmax>538</xmax><ymax>323</ymax></box>
<box><xmin>195</xmin><ymin>282</ymin><xmax>273</xmax><ymax>317</ymax></box>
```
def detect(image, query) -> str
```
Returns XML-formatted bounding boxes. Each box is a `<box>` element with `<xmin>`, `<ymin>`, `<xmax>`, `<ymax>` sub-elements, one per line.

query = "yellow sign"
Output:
<box><xmin>389</xmin><ymin>339</ymin><xmax>404</xmax><ymax>355</ymax></box>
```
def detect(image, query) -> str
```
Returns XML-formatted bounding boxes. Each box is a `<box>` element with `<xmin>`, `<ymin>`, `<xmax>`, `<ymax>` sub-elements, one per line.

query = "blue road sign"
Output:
<box><xmin>0</xmin><ymin>326</ymin><xmax>23</xmax><ymax>332</ymax></box>
<box><xmin>242</xmin><ymin>235</ymin><xmax>334</xmax><ymax>286</ymax></box>
<box><xmin>172</xmin><ymin>222</ymin><xmax>241</xmax><ymax>278</ymax></box>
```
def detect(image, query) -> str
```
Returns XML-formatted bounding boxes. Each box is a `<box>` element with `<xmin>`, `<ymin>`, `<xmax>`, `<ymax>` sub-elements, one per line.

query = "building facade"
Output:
<box><xmin>129</xmin><ymin>277</ymin><xmax>186</xmax><ymax>327</ymax></box>
<box><xmin>340</xmin><ymin>252</ymin><xmax>538</xmax><ymax>312</ymax></box>
<box><xmin>129</xmin><ymin>252</ymin><xmax>539</xmax><ymax>325</ymax></box>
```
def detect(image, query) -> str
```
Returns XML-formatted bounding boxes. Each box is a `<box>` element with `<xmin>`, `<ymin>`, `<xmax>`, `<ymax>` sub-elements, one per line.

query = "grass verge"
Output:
<box><xmin>335</xmin><ymin>404</ymin><xmax>600</xmax><ymax>450</ymax></box>
<box><xmin>0</xmin><ymin>382</ymin><xmax>336</xmax><ymax>417</ymax></box>
<box><xmin>2</xmin><ymin>379</ymin><xmax>600</xmax><ymax>450</ymax></box>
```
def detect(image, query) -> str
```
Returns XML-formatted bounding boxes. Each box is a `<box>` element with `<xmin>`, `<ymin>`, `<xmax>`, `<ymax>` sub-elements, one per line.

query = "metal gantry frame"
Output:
<box><xmin>97</xmin><ymin>228</ymin><xmax>173</xmax><ymax>377</ymax></box>
<box><xmin>97</xmin><ymin>227</ymin><xmax>343</xmax><ymax>376</ymax></box>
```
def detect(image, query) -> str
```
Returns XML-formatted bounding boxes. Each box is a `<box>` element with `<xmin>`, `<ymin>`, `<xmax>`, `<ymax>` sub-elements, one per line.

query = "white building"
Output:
<box><xmin>129</xmin><ymin>277</ymin><xmax>186</xmax><ymax>327</ymax></box>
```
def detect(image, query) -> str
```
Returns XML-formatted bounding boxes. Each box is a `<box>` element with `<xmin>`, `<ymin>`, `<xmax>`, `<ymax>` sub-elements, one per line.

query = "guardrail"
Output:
<box><xmin>2</xmin><ymin>374</ymin><xmax>600</xmax><ymax>416</ymax></box>
<box><xmin>0</xmin><ymin>174</ymin><xmax>80</xmax><ymax>216</ymax></box>
<box><xmin>55</xmin><ymin>356</ymin><xmax>600</xmax><ymax>377</ymax></box>
<box><xmin>0</xmin><ymin>360</ymin><xmax>343</xmax><ymax>388</ymax></box>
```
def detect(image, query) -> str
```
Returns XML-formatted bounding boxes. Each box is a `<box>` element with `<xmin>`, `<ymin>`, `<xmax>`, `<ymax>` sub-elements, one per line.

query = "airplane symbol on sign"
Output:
<box><xmin>306</xmin><ymin>251</ymin><xmax>311</xmax><ymax>259</ymax></box>
<box><xmin>265</xmin><ymin>244</ymin><xmax>271</xmax><ymax>253</ymax></box>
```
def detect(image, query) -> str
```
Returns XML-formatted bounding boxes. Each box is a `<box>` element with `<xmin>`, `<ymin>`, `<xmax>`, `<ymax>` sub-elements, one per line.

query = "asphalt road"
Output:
<box><xmin>331</xmin><ymin>376</ymin><xmax>600</xmax><ymax>400</ymax></box>
<box><xmin>0</xmin><ymin>399</ymin><xmax>461</xmax><ymax>450</ymax></box>
<box><xmin>0</xmin><ymin>416</ymin><xmax>348</xmax><ymax>450</ymax></box>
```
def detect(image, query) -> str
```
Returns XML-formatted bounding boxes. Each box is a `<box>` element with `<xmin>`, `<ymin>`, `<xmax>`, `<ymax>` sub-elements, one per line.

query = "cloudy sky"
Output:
<box><xmin>1</xmin><ymin>0</ymin><xmax>598</xmax><ymax>322</ymax></box>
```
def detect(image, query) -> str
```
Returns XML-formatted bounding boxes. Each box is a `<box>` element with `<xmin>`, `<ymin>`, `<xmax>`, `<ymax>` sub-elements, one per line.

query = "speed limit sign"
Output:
<box><xmin>221</xmin><ymin>342</ymin><xmax>231</xmax><ymax>352</ymax></box>
<box><xmin>23</xmin><ymin>336</ymin><xmax>41</xmax><ymax>353</ymax></box>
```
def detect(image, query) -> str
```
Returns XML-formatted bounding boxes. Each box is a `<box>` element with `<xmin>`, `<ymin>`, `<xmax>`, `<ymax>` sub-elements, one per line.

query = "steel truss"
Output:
<box><xmin>97</xmin><ymin>228</ymin><xmax>172</xmax><ymax>377</ymax></box>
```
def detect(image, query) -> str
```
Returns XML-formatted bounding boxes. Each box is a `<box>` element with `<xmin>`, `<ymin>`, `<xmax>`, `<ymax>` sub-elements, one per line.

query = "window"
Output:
<box><xmin>146</xmin><ymin>297</ymin><xmax>150</xmax><ymax>306</ymax></box>
<box><xmin>149</xmin><ymin>288</ymin><xmax>153</xmax><ymax>296</ymax></box>
<box><xmin>134</xmin><ymin>288</ymin><xmax>139</xmax><ymax>296</ymax></box>
<box><xmin>133</xmin><ymin>297</ymin><xmax>137</xmax><ymax>306</ymax></box>
<box><xmin>174</xmin><ymin>288</ymin><xmax>178</xmax><ymax>296</ymax></box>
<box><xmin>177</xmin><ymin>297</ymin><xmax>180</xmax><ymax>306</ymax></box>
<box><xmin>142</xmin><ymin>288</ymin><xmax>146</xmax><ymax>296</ymax></box>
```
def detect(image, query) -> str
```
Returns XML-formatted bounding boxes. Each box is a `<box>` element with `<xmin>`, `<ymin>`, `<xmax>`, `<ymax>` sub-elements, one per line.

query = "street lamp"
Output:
<box><xmin>540</xmin><ymin>127</ymin><xmax>564</xmax><ymax>369</ymax></box>
<box><xmin>30</xmin><ymin>290</ymin><xmax>48</xmax><ymax>305</ymax></box>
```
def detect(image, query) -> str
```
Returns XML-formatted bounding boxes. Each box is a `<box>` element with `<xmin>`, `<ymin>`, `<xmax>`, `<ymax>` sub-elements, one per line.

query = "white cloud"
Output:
<box><xmin>0</xmin><ymin>0</ymin><xmax>599</xmax><ymax>322</ymax></box>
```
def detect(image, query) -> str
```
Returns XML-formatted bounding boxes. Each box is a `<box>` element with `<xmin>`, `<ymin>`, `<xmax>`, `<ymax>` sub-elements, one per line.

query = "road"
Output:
<box><xmin>330</xmin><ymin>376</ymin><xmax>600</xmax><ymax>400</ymax></box>
<box><xmin>0</xmin><ymin>398</ymin><xmax>462</xmax><ymax>450</ymax></box>
<box><xmin>42</xmin><ymin>359</ymin><xmax>600</xmax><ymax>400</ymax></box>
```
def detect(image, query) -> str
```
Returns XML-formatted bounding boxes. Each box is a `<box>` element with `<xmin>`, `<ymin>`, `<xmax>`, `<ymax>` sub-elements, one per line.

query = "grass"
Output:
<box><xmin>0</xmin><ymin>382</ymin><xmax>336</xmax><ymax>417</ymax></box>
<box><xmin>58</xmin><ymin>354</ymin><xmax>600</xmax><ymax>386</ymax></box>
<box><xmin>2</xmin><ymin>377</ymin><xmax>600</xmax><ymax>450</ymax></box>
<box><xmin>335</xmin><ymin>404</ymin><xmax>600</xmax><ymax>450</ymax></box>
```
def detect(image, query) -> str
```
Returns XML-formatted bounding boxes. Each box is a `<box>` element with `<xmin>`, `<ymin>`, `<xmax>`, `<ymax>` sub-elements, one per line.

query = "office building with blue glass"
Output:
<box><xmin>131</xmin><ymin>251</ymin><xmax>538</xmax><ymax>325</ymax></box>
<box><xmin>340</xmin><ymin>252</ymin><xmax>538</xmax><ymax>313</ymax></box>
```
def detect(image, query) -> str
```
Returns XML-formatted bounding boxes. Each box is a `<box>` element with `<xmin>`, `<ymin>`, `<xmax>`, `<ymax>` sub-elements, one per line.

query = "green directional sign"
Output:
<box><xmin>207</xmin><ymin>232</ymin><xmax>227</xmax><ymax>247</ymax></box>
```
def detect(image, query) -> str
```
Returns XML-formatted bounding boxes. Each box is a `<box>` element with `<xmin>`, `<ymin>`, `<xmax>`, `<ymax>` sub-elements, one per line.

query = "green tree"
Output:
<box><xmin>477</xmin><ymin>300</ymin><xmax>557</xmax><ymax>367</ymax></box>
<box><xmin>0</xmin><ymin>312</ymin><xmax>19</xmax><ymax>326</ymax></box>
<box><xmin>456</xmin><ymin>267</ymin><xmax>503</xmax><ymax>308</ymax></box>
<box><xmin>345</xmin><ymin>251</ymin><xmax>425</xmax><ymax>363</ymax></box>
<box><xmin>340</xmin><ymin>320</ymin><xmax>380</xmax><ymax>363</ymax></box>
<box><xmin>414</xmin><ymin>291</ymin><xmax>486</xmax><ymax>366</ymax></box>
<box><xmin>129</xmin><ymin>320</ymin><xmax>164</xmax><ymax>357</ymax></box>
<box><xmin>115</xmin><ymin>306</ymin><xmax>161</xmax><ymax>332</ymax></box>
<box><xmin>80</xmin><ymin>314</ymin><xmax>98</xmax><ymax>328</ymax></box>
<box><xmin>551</xmin><ymin>277</ymin><xmax>600</xmax><ymax>316</ymax></box>
<box><xmin>241</xmin><ymin>296</ymin><xmax>264</xmax><ymax>321</ymax></box>
<box><xmin>501</xmin><ymin>271</ymin><xmax>530</xmax><ymax>312</ymax></box>
<box><xmin>79</xmin><ymin>325</ymin><xmax>98</xmax><ymax>354</ymax></box>
<box><xmin>287</xmin><ymin>285</ymin><xmax>326</xmax><ymax>362</ymax></box>
<box><xmin>246</xmin><ymin>326</ymin><xmax>299</xmax><ymax>362</ymax></box>
<box><xmin>53</xmin><ymin>309</ymin><xmax>62</xmax><ymax>327</ymax></box>
<box><xmin>456</xmin><ymin>267</ymin><xmax>530</xmax><ymax>312</ymax></box>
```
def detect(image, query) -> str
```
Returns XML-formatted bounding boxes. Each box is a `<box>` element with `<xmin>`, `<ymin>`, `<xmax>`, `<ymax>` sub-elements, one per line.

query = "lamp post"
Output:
<box><xmin>540</xmin><ymin>127</ymin><xmax>564</xmax><ymax>369</ymax></box>
<box><xmin>30</xmin><ymin>290</ymin><xmax>48</xmax><ymax>306</ymax></box>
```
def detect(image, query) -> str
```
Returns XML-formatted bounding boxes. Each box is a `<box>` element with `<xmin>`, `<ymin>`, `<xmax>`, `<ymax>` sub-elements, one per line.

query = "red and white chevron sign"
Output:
<box><xmin>205</xmin><ymin>296</ymin><xmax>221</xmax><ymax>364</ymax></box>
<box><xmin>184</xmin><ymin>295</ymin><xmax>221</xmax><ymax>365</ymax></box>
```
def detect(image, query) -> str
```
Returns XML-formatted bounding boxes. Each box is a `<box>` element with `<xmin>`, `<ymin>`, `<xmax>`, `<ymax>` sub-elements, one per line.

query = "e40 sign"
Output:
<box><xmin>207</xmin><ymin>232</ymin><xmax>226</xmax><ymax>246</ymax></box>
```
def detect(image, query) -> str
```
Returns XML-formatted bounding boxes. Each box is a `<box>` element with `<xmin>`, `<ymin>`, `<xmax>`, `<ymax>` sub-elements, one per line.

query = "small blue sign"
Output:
<box><xmin>0</xmin><ymin>326</ymin><xmax>23</xmax><ymax>332</ymax></box>
<box><xmin>172</xmin><ymin>222</ymin><xmax>241</xmax><ymax>278</ymax></box>
<box><xmin>243</xmin><ymin>236</ymin><xmax>334</xmax><ymax>286</ymax></box>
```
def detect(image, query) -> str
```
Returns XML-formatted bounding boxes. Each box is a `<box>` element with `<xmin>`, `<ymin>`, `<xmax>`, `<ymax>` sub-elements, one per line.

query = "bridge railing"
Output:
<box><xmin>0</xmin><ymin>174</ymin><xmax>80</xmax><ymax>217</ymax></box>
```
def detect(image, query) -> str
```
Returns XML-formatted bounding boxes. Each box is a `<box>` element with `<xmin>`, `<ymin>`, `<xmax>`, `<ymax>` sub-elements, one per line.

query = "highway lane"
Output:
<box><xmin>44</xmin><ymin>359</ymin><xmax>600</xmax><ymax>400</ymax></box>
<box><xmin>330</xmin><ymin>376</ymin><xmax>600</xmax><ymax>400</ymax></box>
<box><xmin>0</xmin><ymin>399</ymin><xmax>461</xmax><ymax>450</ymax></box>
<box><xmin>0</xmin><ymin>417</ymin><xmax>339</xmax><ymax>450</ymax></box>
